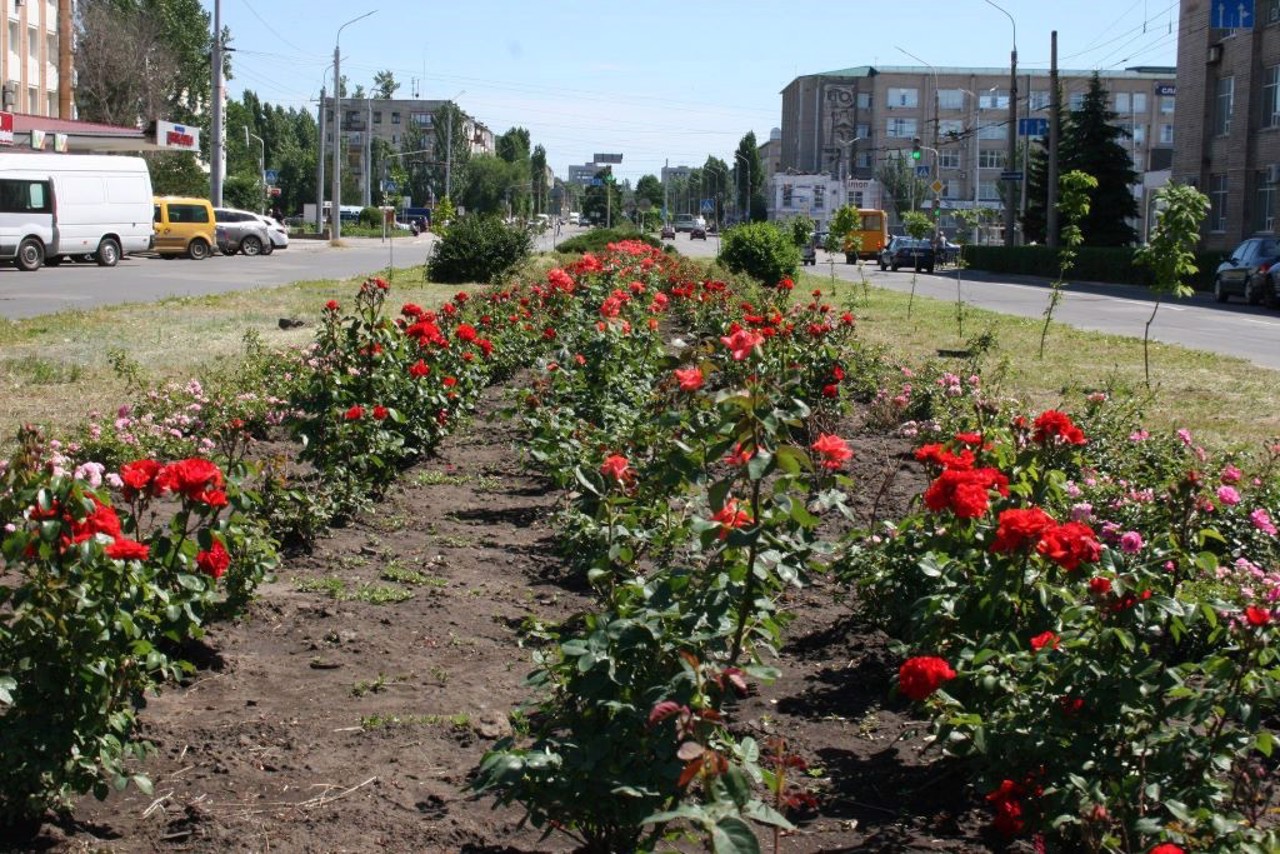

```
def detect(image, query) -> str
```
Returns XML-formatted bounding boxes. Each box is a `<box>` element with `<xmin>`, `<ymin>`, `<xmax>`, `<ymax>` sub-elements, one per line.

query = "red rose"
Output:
<box><xmin>197</xmin><ymin>539</ymin><xmax>230</xmax><ymax>580</ymax></box>
<box><xmin>1149</xmin><ymin>845</ymin><xmax>1185</xmax><ymax>854</ymax></box>
<box><xmin>373</xmin><ymin>405</ymin><xmax>389</xmax><ymax>420</ymax></box>
<box><xmin>600</xmin><ymin>454</ymin><xmax>632</xmax><ymax>484</ymax></box>
<box><xmin>344</xmin><ymin>405</ymin><xmax>364</xmax><ymax>421</ymax></box>
<box><xmin>1032</xmin><ymin>409</ymin><xmax>1087</xmax><ymax>446</ymax></box>
<box><xmin>409</xmin><ymin>359</ymin><xmax>430</xmax><ymax>378</ymax></box>
<box><xmin>1036</xmin><ymin>521</ymin><xmax>1101</xmax><ymax>571</ymax></box>
<box><xmin>674</xmin><ymin>366</ymin><xmax>704</xmax><ymax>392</ymax></box>
<box><xmin>119</xmin><ymin>459</ymin><xmax>162</xmax><ymax>499</ymax></box>
<box><xmin>991</xmin><ymin>507</ymin><xmax>1057</xmax><ymax>553</ymax></box>
<box><xmin>324</xmin><ymin>299</ymin><xmax>340</xmax><ymax>312</ymax></box>
<box><xmin>455</xmin><ymin>323</ymin><xmax>478</xmax><ymax>343</ymax></box>
<box><xmin>897</xmin><ymin>656</ymin><xmax>956</xmax><ymax>701</ymax></box>
<box><xmin>1029</xmin><ymin>630</ymin><xmax>1059</xmax><ymax>651</ymax></box>
<box><xmin>155</xmin><ymin>458</ymin><xmax>225</xmax><ymax>505</ymax></box>
<box><xmin>105</xmin><ymin>537</ymin><xmax>149</xmax><ymax>561</ymax></box>
<box><xmin>711</xmin><ymin>498</ymin><xmax>752</xmax><ymax>538</ymax></box>
<box><xmin>1245</xmin><ymin>605</ymin><xmax>1272</xmax><ymax>627</ymax></box>
<box><xmin>811</xmin><ymin>433</ymin><xmax>854</xmax><ymax>470</ymax></box>
<box><xmin>923</xmin><ymin>467</ymin><xmax>1009</xmax><ymax>519</ymax></box>
<box><xmin>914</xmin><ymin>443</ymin><xmax>976</xmax><ymax>471</ymax></box>
<box><xmin>1088</xmin><ymin>576</ymin><xmax>1113</xmax><ymax>596</ymax></box>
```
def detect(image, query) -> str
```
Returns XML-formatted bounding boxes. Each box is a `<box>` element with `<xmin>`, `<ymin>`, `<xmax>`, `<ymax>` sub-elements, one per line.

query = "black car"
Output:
<box><xmin>1215</xmin><ymin>237</ymin><xmax>1280</xmax><ymax>304</ymax></box>
<box><xmin>660</xmin><ymin>223</ymin><xmax>675</xmax><ymax>240</ymax></box>
<box><xmin>878</xmin><ymin>236</ymin><xmax>935</xmax><ymax>273</ymax></box>
<box><xmin>1246</xmin><ymin>256</ymin><xmax>1280</xmax><ymax>308</ymax></box>
<box><xmin>690</xmin><ymin>224</ymin><xmax>707</xmax><ymax>240</ymax></box>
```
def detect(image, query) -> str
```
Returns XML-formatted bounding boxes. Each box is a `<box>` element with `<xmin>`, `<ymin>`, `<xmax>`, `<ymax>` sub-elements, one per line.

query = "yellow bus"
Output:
<box><xmin>842</xmin><ymin>209</ymin><xmax>889</xmax><ymax>261</ymax></box>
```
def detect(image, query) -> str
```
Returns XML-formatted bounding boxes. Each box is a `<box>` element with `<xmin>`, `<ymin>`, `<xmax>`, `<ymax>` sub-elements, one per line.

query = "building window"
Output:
<box><xmin>938</xmin><ymin>89</ymin><xmax>965</xmax><ymax>110</ymax></box>
<box><xmin>8</xmin><ymin>22</ymin><xmax>18</xmax><ymax>56</ymax></box>
<box><xmin>27</xmin><ymin>26</ymin><xmax>36</xmax><ymax>57</ymax></box>
<box><xmin>412</xmin><ymin>112</ymin><xmax>431</xmax><ymax>127</ymax></box>
<box><xmin>782</xmin><ymin>184</ymin><xmax>793</xmax><ymax>207</ymax></box>
<box><xmin>1266</xmin><ymin>66</ymin><xmax>1280</xmax><ymax>128</ymax></box>
<box><xmin>1028</xmin><ymin>90</ymin><xmax>1050</xmax><ymax>111</ymax></box>
<box><xmin>45</xmin><ymin>33</ymin><xmax>55</xmax><ymax>61</ymax></box>
<box><xmin>391</xmin><ymin>134</ymin><xmax>398</xmax><ymax>145</ymax></box>
<box><xmin>855</xmin><ymin>122</ymin><xmax>870</xmax><ymax>138</ymax></box>
<box><xmin>1160</xmin><ymin>94</ymin><xmax>1175</xmax><ymax>113</ymax></box>
<box><xmin>1209</xmin><ymin>174</ymin><xmax>1228</xmax><ymax>232</ymax></box>
<box><xmin>373</xmin><ymin>111</ymin><xmax>382</xmax><ymax>124</ymax></box>
<box><xmin>1215</xmin><ymin>76</ymin><xmax>1234</xmax><ymax>136</ymax></box>
<box><xmin>855</xmin><ymin>151</ymin><xmax>873</xmax><ymax>168</ymax></box>
<box><xmin>391</xmin><ymin>111</ymin><xmax>401</xmax><ymax>124</ymax></box>
<box><xmin>978</xmin><ymin>123</ymin><xmax>1005</xmax><ymax>140</ymax></box>
<box><xmin>938</xmin><ymin>150</ymin><xmax>960</xmax><ymax>170</ymax></box>
<box><xmin>939</xmin><ymin>118</ymin><xmax>964</xmax><ymax>138</ymax></box>
<box><xmin>1160</xmin><ymin>123</ymin><xmax>1174</xmax><ymax>144</ymax></box>
<box><xmin>26</xmin><ymin>87</ymin><xmax>35</xmax><ymax>112</ymax></box>
<box><xmin>1132</xmin><ymin>124</ymin><xmax>1145</xmax><ymax>145</ymax></box>
<box><xmin>981</xmin><ymin>89</ymin><xmax>1010</xmax><ymax>110</ymax></box>
<box><xmin>887</xmin><ymin>87</ymin><xmax>918</xmax><ymax>108</ymax></box>
<box><xmin>979</xmin><ymin>181</ymin><xmax>1001</xmax><ymax>201</ymax></box>
<box><xmin>1115</xmin><ymin>92</ymin><xmax>1147</xmax><ymax>113</ymax></box>
<box><xmin>857</xmin><ymin>92</ymin><xmax>871</xmax><ymax>109</ymax></box>
<box><xmin>813</xmin><ymin>185</ymin><xmax>825</xmax><ymax>210</ymax></box>
<box><xmin>1256</xmin><ymin>172</ymin><xmax>1276</xmax><ymax>233</ymax></box>
<box><xmin>979</xmin><ymin>149</ymin><xmax>1006</xmax><ymax>169</ymax></box>
<box><xmin>886</xmin><ymin>117</ymin><xmax>917</xmax><ymax>137</ymax></box>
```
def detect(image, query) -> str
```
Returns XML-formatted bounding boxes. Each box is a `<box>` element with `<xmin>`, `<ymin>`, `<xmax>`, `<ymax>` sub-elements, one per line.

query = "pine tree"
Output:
<box><xmin>1063</xmin><ymin>73</ymin><xmax>1139</xmax><ymax>246</ymax></box>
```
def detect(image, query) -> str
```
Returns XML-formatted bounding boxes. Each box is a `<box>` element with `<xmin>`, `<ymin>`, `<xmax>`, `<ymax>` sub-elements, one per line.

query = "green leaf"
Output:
<box><xmin>712</xmin><ymin>815</ymin><xmax>760</xmax><ymax>854</ymax></box>
<box><xmin>1256</xmin><ymin>730</ymin><xmax>1274</xmax><ymax>758</ymax></box>
<box><xmin>774</xmin><ymin>445</ymin><xmax>807</xmax><ymax>475</ymax></box>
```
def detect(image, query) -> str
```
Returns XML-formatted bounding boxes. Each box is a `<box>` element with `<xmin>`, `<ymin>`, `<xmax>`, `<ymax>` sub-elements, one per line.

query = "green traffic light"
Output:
<box><xmin>911</xmin><ymin>149</ymin><xmax>922</xmax><ymax>161</ymax></box>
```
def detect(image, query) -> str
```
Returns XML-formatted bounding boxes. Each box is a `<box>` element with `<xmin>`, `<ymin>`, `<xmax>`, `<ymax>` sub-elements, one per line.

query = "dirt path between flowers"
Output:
<box><xmin>29</xmin><ymin>377</ymin><xmax>1030</xmax><ymax>854</ymax></box>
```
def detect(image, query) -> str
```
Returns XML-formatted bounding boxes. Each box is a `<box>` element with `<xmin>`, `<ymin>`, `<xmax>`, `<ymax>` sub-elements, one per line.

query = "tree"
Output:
<box><xmin>733</xmin><ymin>133</ymin><xmax>763</xmax><ymax>222</ymax></box>
<box><xmin>495</xmin><ymin>127</ymin><xmax>531</xmax><ymax>165</ymax></box>
<box><xmin>1134</xmin><ymin>183</ymin><xmax>1210</xmax><ymax>386</ymax></box>
<box><xmin>634</xmin><ymin>175</ymin><xmax>664</xmax><ymax>211</ymax></box>
<box><xmin>1039</xmin><ymin>170</ymin><xmax>1097</xmax><ymax>358</ymax></box>
<box><xmin>148</xmin><ymin>152</ymin><xmax>206</xmax><ymax>196</ymax></box>
<box><xmin>530</xmin><ymin>145</ymin><xmax>548</xmax><ymax>215</ymax></box>
<box><xmin>583</xmin><ymin>168</ymin><xmax>621</xmax><ymax>226</ymax></box>
<box><xmin>1063</xmin><ymin>73</ymin><xmax>1138</xmax><ymax>246</ymax></box>
<box><xmin>459</xmin><ymin>154</ymin><xmax>524</xmax><ymax>217</ymax></box>
<box><xmin>702</xmin><ymin>156</ymin><xmax>730</xmax><ymax>225</ymax></box>
<box><xmin>1020</xmin><ymin>87</ymin><xmax>1067</xmax><ymax>245</ymax></box>
<box><xmin>373</xmin><ymin>71</ymin><xmax>400</xmax><ymax>100</ymax></box>
<box><xmin>429</xmin><ymin>102</ymin><xmax>471</xmax><ymax>207</ymax></box>
<box><xmin>74</xmin><ymin>0</ymin><xmax>210</xmax><ymax>127</ymax></box>
<box><xmin>876</xmin><ymin>155</ymin><xmax>930</xmax><ymax>224</ymax></box>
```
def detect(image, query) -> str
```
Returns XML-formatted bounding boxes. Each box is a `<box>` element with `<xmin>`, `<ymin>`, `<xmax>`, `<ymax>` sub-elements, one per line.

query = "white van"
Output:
<box><xmin>0</xmin><ymin>153</ymin><xmax>154</xmax><ymax>270</ymax></box>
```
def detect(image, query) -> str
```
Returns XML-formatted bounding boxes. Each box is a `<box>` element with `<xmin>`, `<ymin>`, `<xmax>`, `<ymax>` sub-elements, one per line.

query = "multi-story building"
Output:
<box><xmin>780</xmin><ymin>65</ymin><xmax>1175</xmax><ymax>234</ymax></box>
<box><xmin>1</xmin><ymin>0</ymin><xmax>69</xmax><ymax>120</ymax></box>
<box><xmin>1173</xmin><ymin>0</ymin><xmax>1280</xmax><ymax>250</ymax></box>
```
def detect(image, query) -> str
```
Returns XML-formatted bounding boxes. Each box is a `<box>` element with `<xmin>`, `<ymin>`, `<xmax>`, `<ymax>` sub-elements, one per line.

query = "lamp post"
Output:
<box><xmin>983</xmin><ymin>0</ymin><xmax>1017</xmax><ymax>246</ymax></box>
<box><xmin>210</xmin><ymin>0</ymin><xmax>225</xmax><ymax>206</ymax></box>
<box><xmin>245</xmin><ymin>127</ymin><xmax>265</xmax><ymax>213</ymax></box>
<box><xmin>444</xmin><ymin>89</ymin><xmax>465</xmax><ymax>202</ymax></box>
<box><xmin>315</xmin><ymin>64</ymin><xmax>332</xmax><ymax>235</ymax></box>
<box><xmin>734</xmin><ymin>151</ymin><xmax>750</xmax><ymax>223</ymax></box>
<box><xmin>331</xmin><ymin>10</ymin><xmax>377</xmax><ymax>245</ymax></box>
<box><xmin>896</xmin><ymin>47</ymin><xmax>941</xmax><ymax>235</ymax></box>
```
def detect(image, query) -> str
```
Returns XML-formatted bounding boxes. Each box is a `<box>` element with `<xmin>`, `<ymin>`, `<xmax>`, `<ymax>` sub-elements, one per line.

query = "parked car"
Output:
<box><xmin>938</xmin><ymin>238</ymin><xmax>962</xmax><ymax>265</ymax></box>
<box><xmin>254</xmin><ymin>213</ymin><xmax>290</xmax><ymax>249</ymax></box>
<box><xmin>690</xmin><ymin>224</ymin><xmax>707</xmax><ymax>240</ymax></box>
<box><xmin>154</xmin><ymin>196</ymin><xmax>217</xmax><ymax>260</ymax></box>
<box><xmin>1214</xmin><ymin>237</ymin><xmax>1280</xmax><ymax>304</ymax></box>
<box><xmin>878</xmin><ymin>236</ymin><xmax>935</xmax><ymax>273</ymax></box>
<box><xmin>213</xmin><ymin>207</ymin><xmax>274</xmax><ymax>256</ymax></box>
<box><xmin>1246</xmin><ymin>256</ymin><xmax>1280</xmax><ymax>308</ymax></box>
<box><xmin>660</xmin><ymin>223</ymin><xmax>676</xmax><ymax>240</ymax></box>
<box><xmin>674</xmin><ymin>213</ymin><xmax>696</xmax><ymax>232</ymax></box>
<box><xmin>801</xmin><ymin>240</ymin><xmax>817</xmax><ymax>266</ymax></box>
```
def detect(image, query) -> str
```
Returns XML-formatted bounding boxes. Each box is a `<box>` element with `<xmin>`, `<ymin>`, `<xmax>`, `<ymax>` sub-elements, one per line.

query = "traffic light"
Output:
<box><xmin>911</xmin><ymin>138</ymin><xmax>922</xmax><ymax>161</ymax></box>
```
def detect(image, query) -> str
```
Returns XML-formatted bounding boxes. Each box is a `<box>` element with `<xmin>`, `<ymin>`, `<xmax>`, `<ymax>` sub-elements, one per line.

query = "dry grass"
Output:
<box><xmin>0</xmin><ymin>261</ymin><xmax>1275</xmax><ymax>455</ymax></box>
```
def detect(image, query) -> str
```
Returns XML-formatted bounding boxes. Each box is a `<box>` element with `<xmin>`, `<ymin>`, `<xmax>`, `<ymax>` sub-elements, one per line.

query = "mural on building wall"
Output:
<box><xmin>823</xmin><ymin>85</ymin><xmax>860</xmax><ymax>175</ymax></box>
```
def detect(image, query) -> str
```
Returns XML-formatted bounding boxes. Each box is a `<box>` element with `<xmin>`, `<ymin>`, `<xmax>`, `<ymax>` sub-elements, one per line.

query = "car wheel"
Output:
<box><xmin>240</xmin><ymin>235</ymin><xmax>263</xmax><ymax>256</ymax></box>
<box><xmin>261</xmin><ymin>239</ymin><xmax>274</xmax><ymax>256</ymax></box>
<box><xmin>15</xmin><ymin>237</ymin><xmax>43</xmax><ymax>271</ymax></box>
<box><xmin>187</xmin><ymin>238</ymin><xmax>210</xmax><ymax>260</ymax></box>
<box><xmin>1245</xmin><ymin>277</ymin><xmax>1264</xmax><ymax>305</ymax></box>
<box><xmin>96</xmin><ymin>237</ymin><xmax>121</xmax><ymax>267</ymax></box>
<box><xmin>891</xmin><ymin>263</ymin><xmax>899</xmax><ymax>272</ymax></box>
<box><xmin>926</xmin><ymin>265</ymin><xmax>935</xmax><ymax>274</ymax></box>
<box><xmin>1213</xmin><ymin>276</ymin><xmax>1229</xmax><ymax>303</ymax></box>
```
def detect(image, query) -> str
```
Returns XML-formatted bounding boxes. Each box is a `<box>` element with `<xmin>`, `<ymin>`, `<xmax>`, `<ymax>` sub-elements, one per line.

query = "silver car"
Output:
<box><xmin>213</xmin><ymin>208</ymin><xmax>274</xmax><ymax>256</ymax></box>
<box><xmin>253</xmin><ymin>213</ymin><xmax>290</xmax><ymax>250</ymax></box>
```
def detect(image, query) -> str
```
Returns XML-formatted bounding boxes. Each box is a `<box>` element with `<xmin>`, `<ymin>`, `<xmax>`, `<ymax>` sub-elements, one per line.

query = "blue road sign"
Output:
<box><xmin>1212</xmin><ymin>0</ymin><xmax>1253</xmax><ymax>29</ymax></box>
<box><xmin>381</xmin><ymin>179</ymin><xmax>398</xmax><ymax>193</ymax></box>
<box><xmin>915</xmin><ymin>165</ymin><xmax>931</xmax><ymax>178</ymax></box>
<box><xmin>264</xmin><ymin>168</ymin><xmax>279</xmax><ymax>184</ymax></box>
<box><xmin>590</xmin><ymin>178</ymin><xmax>603</xmax><ymax>186</ymax></box>
<box><xmin>700</xmin><ymin>198</ymin><xmax>715</xmax><ymax>213</ymax></box>
<box><xmin>1018</xmin><ymin>118</ymin><xmax>1049</xmax><ymax>137</ymax></box>
<box><xmin>1000</xmin><ymin>171</ymin><xmax>1024</xmax><ymax>182</ymax></box>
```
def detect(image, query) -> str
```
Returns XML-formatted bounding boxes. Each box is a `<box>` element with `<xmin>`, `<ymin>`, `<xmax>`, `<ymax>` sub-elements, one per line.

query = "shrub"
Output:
<box><xmin>717</xmin><ymin>222</ymin><xmax>800</xmax><ymax>286</ymax></box>
<box><xmin>427</xmin><ymin>214</ymin><xmax>532</xmax><ymax>284</ymax></box>
<box><xmin>358</xmin><ymin>206</ymin><xmax>381</xmax><ymax>228</ymax></box>
<box><xmin>555</xmin><ymin>227</ymin><xmax>663</xmax><ymax>255</ymax></box>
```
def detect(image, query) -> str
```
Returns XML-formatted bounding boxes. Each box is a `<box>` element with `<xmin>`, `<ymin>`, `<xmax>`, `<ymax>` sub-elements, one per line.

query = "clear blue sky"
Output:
<box><xmin>208</xmin><ymin>0</ymin><xmax>1181</xmax><ymax>185</ymax></box>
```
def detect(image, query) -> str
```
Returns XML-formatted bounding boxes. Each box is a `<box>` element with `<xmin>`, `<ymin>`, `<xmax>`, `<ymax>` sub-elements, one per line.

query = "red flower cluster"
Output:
<box><xmin>897</xmin><ymin>656</ymin><xmax>956</xmax><ymax>701</ymax></box>
<box><xmin>719</xmin><ymin>326</ymin><xmax>764</xmax><ymax>361</ymax></box>
<box><xmin>922</xmin><ymin>468</ymin><xmax>1009</xmax><ymax>519</ymax></box>
<box><xmin>915</xmin><ymin>443</ymin><xmax>977</xmax><ymax>471</ymax></box>
<box><xmin>986</xmin><ymin>779</ymin><xmax>1027</xmax><ymax>837</ymax></box>
<box><xmin>1036</xmin><ymin>520</ymin><xmax>1101</xmax><ymax>571</ymax></box>
<box><xmin>600</xmin><ymin>454</ymin><xmax>632</xmax><ymax>484</ymax></box>
<box><xmin>1032</xmin><ymin>409</ymin><xmax>1087</xmax><ymax>446</ymax></box>
<box><xmin>990</xmin><ymin>507</ymin><xmax>1056</xmax><ymax>552</ymax></box>
<box><xmin>1029</xmin><ymin>630</ymin><xmax>1059</xmax><ymax>651</ymax></box>
<box><xmin>122</xmin><ymin>457</ymin><xmax>227</xmax><ymax>508</ymax></box>
<box><xmin>711</xmin><ymin>498</ymin><xmax>752</xmax><ymax>538</ymax></box>
<box><xmin>990</xmin><ymin>506</ymin><xmax>1101</xmax><ymax>571</ymax></box>
<box><xmin>811</xmin><ymin>433</ymin><xmax>854</xmax><ymax>471</ymax></box>
<box><xmin>197</xmin><ymin>539</ymin><xmax>231</xmax><ymax>579</ymax></box>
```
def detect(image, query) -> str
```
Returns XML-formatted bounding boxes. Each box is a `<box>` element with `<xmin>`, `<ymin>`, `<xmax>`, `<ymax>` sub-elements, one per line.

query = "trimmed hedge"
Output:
<box><xmin>554</xmin><ymin>227</ymin><xmax>665</xmax><ymax>254</ymax></box>
<box><xmin>960</xmin><ymin>245</ymin><xmax>1222</xmax><ymax>291</ymax></box>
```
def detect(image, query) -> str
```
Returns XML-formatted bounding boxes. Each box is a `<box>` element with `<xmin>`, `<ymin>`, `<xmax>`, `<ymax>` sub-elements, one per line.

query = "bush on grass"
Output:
<box><xmin>428</xmin><ymin>214</ymin><xmax>532</xmax><ymax>284</ymax></box>
<box><xmin>717</xmin><ymin>221</ymin><xmax>799</xmax><ymax>286</ymax></box>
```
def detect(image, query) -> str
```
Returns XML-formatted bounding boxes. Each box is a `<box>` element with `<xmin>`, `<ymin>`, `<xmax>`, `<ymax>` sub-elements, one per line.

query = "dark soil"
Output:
<box><xmin>24</xmin><ymin>378</ymin><xmax>1029</xmax><ymax>854</ymax></box>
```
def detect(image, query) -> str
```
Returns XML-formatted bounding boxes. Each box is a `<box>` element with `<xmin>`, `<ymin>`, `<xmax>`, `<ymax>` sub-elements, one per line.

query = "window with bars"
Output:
<box><xmin>813</xmin><ymin>186</ymin><xmax>825</xmax><ymax>210</ymax></box>
<box><xmin>1209</xmin><ymin>174</ymin><xmax>1228</xmax><ymax>232</ymax></box>
<box><xmin>782</xmin><ymin>184</ymin><xmax>793</xmax><ymax>207</ymax></box>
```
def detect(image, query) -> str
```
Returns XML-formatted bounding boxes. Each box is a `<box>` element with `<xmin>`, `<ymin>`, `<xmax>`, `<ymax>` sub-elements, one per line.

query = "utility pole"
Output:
<box><xmin>331</xmin><ymin>41</ymin><xmax>342</xmax><ymax>242</ymax></box>
<box><xmin>363</xmin><ymin>98</ymin><xmax>372</xmax><ymax>208</ymax></box>
<box><xmin>316</xmin><ymin>86</ymin><xmax>326</xmax><ymax>234</ymax></box>
<box><xmin>210</xmin><ymin>0</ymin><xmax>224</xmax><ymax>206</ymax></box>
<box><xmin>445</xmin><ymin>107</ymin><xmax>453</xmax><ymax>201</ymax></box>
<box><xmin>1047</xmin><ymin>31</ymin><xmax>1060</xmax><ymax>248</ymax></box>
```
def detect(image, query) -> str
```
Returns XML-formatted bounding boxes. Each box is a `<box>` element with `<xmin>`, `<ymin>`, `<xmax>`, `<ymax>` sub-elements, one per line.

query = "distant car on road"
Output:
<box><xmin>254</xmin><ymin>213</ymin><xmax>289</xmax><ymax>249</ymax></box>
<box><xmin>213</xmin><ymin>208</ymin><xmax>274</xmax><ymax>256</ymax></box>
<box><xmin>878</xmin><ymin>236</ymin><xmax>935</xmax><ymax>273</ymax></box>
<box><xmin>690</xmin><ymin>224</ymin><xmax>707</xmax><ymax>240</ymax></box>
<box><xmin>674</xmin><ymin>214</ymin><xmax>696</xmax><ymax>232</ymax></box>
<box><xmin>660</xmin><ymin>223</ymin><xmax>676</xmax><ymax>240</ymax></box>
<box><xmin>1215</xmin><ymin>237</ymin><xmax>1279</xmax><ymax>304</ymax></box>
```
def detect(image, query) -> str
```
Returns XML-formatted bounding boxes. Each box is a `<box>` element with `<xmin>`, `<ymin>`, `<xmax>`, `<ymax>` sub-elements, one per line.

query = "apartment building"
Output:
<box><xmin>2</xmin><ymin>0</ymin><xmax>69</xmax><ymax>119</ymax></box>
<box><xmin>321</xmin><ymin>97</ymin><xmax>493</xmax><ymax>161</ymax></box>
<box><xmin>780</xmin><ymin>65</ymin><xmax>1175</xmax><ymax>227</ymax></box>
<box><xmin>1173</xmin><ymin>0</ymin><xmax>1280</xmax><ymax>250</ymax></box>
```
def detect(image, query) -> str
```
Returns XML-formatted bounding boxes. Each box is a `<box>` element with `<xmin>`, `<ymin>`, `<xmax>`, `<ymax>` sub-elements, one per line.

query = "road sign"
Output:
<box><xmin>590</xmin><ymin>178</ymin><xmax>603</xmax><ymax>186</ymax></box>
<box><xmin>268</xmin><ymin>187</ymin><xmax>282</xmax><ymax>197</ymax></box>
<box><xmin>1000</xmin><ymin>171</ymin><xmax>1024</xmax><ymax>182</ymax></box>
<box><xmin>380</xmin><ymin>179</ymin><xmax>398</xmax><ymax>193</ymax></box>
<box><xmin>264</xmin><ymin>168</ymin><xmax>279</xmax><ymax>184</ymax></box>
<box><xmin>1211</xmin><ymin>0</ymin><xmax>1253</xmax><ymax>29</ymax></box>
<box><xmin>593</xmin><ymin>153</ymin><xmax>624</xmax><ymax>164</ymax></box>
<box><xmin>930</xmin><ymin>180</ymin><xmax>944</xmax><ymax>194</ymax></box>
<box><xmin>700</xmin><ymin>198</ymin><xmax>715</xmax><ymax>213</ymax></box>
<box><xmin>1018</xmin><ymin>118</ymin><xmax>1049</xmax><ymax>137</ymax></box>
<box><xmin>915</xmin><ymin>165</ymin><xmax>931</xmax><ymax>178</ymax></box>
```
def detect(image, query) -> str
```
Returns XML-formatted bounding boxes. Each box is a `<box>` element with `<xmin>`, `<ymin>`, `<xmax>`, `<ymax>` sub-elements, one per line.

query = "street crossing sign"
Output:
<box><xmin>915</xmin><ymin>165</ymin><xmax>930</xmax><ymax>178</ymax></box>
<box><xmin>700</xmin><ymin>198</ymin><xmax>715</xmax><ymax>213</ymax></box>
<box><xmin>264</xmin><ymin>168</ymin><xmax>279</xmax><ymax>184</ymax></box>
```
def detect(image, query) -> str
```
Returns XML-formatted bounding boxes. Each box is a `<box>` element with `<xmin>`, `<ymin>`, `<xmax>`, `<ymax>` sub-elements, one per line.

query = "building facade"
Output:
<box><xmin>2</xmin><ymin>0</ymin><xmax>69</xmax><ymax>119</ymax></box>
<box><xmin>1173</xmin><ymin>0</ymin><xmax>1280</xmax><ymax>250</ymax></box>
<box><xmin>780</xmin><ymin>65</ymin><xmax>1175</xmax><ymax>230</ymax></box>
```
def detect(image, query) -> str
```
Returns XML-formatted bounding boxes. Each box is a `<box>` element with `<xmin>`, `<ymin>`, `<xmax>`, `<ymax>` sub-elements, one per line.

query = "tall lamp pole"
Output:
<box><xmin>331</xmin><ymin>10</ymin><xmax>376</xmax><ymax>245</ymax></box>
<box><xmin>210</xmin><ymin>0</ymin><xmax>224</xmax><ymax>206</ymax></box>
<box><xmin>245</xmin><ymin>127</ymin><xmax>265</xmax><ymax>213</ymax></box>
<box><xmin>983</xmin><ymin>0</ymin><xmax>1017</xmax><ymax>246</ymax></box>
<box><xmin>897</xmin><ymin>47</ymin><xmax>941</xmax><ymax>235</ymax></box>
<box><xmin>444</xmin><ymin>90</ymin><xmax>465</xmax><ymax>202</ymax></box>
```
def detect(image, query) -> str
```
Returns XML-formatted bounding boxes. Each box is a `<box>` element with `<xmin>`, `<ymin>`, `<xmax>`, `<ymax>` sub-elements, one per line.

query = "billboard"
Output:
<box><xmin>155</xmin><ymin>120</ymin><xmax>200</xmax><ymax>151</ymax></box>
<box><xmin>0</xmin><ymin>112</ymin><xmax>12</xmax><ymax>146</ymax></box>
<box><xmin>593</xmin><ymin>153</ymin><xmax>623</xmax><ymax>164</ymax></box>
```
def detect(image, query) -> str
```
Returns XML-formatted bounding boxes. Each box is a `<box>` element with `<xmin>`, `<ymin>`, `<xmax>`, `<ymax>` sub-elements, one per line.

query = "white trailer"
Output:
<box><xmin>0</xmin><ymin>153</ymin><xmax>155</xmax><ymax>270</ymax></box>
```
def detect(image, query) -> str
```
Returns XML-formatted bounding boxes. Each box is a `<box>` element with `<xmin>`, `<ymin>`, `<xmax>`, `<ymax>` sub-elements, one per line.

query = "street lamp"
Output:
<box><xmin>734</xmin><ymin>151</ymin><xmax>751</xmax><ymax>223</ymax></box>
<box><xmin>244</xmin><ymin>127</ymin><xmax>265</xmax><ymax>213</ymax></box>
<box><xmin>983</xmin><ymin>0</ymin><xmax>1018</xmax><ymax>246</ymax></box>
<box><xmin>331</xmin><ymin>10</ymin><xmax>377</xmax><ymax>244</ymax></box>
<box><xmin>315</xmin><ymin>64</ymin><xmax>333</xmax><ymax>235</ymax></box>
<box><xmin>444</xmin><ymin>89</ymin><xmax>465</xmax><ymax>202</ymax></box>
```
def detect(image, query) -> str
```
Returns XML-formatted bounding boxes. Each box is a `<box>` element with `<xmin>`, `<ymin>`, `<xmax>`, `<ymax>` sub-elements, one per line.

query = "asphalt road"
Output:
<box><xmin>1</xmin><ymin>228</ymin><xmax>1276</xmax><ymax>371</ymax></box>
<box><xmin>673</xmin><ymin>233</ymin><xmax>1280</xmax><ymax>371</ymax></box>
